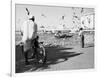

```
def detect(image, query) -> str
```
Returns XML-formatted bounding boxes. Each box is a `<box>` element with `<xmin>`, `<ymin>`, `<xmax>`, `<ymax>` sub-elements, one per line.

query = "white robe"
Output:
<box><xmin>21</xmin><ymin>20</ymin><xmax>37</xmax><ymax>51</ymax></box>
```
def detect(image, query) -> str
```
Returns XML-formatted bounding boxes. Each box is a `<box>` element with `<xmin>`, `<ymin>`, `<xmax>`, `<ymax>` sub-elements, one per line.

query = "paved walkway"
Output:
<box><xmin>16</xmin><ymin>45</ymin><xmax>94</xmax><ymax>73</ymax></box>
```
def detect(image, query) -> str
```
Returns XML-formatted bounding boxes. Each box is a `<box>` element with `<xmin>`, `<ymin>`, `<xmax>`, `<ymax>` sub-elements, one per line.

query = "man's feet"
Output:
<box><xmin>29</xmin><ymin>55</ymin><xmax>35</xmax><ymax>59</ymax></box>
<box><xmin>25</xmin><ymin>61</ymin><xmax>30</xmax><ymax>65</ymax></box>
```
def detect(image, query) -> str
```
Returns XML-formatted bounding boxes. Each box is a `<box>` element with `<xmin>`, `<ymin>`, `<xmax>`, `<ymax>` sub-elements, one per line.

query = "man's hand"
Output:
<box><xmin>19</xmin><ymin>42</ymin><xmax>24</xmax><ymax>46</ymax></box>
<box><xmin>21</xmin><ymin>31</ymin><xmax>23</xmax><ymax>36</ymax></box>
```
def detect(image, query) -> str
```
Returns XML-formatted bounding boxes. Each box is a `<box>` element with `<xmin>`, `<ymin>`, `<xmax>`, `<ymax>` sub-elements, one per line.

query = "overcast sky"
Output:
<box><xmin>15</xmin><ymin>4</ymin><xmax>94</xmax><ymax>31</ymax></box>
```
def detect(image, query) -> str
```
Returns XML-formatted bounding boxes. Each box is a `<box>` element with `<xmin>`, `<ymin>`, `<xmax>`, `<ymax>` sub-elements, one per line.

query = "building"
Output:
<box><xmin>81</xmin><ymin>12</ymin><xmax>95</xmax><ymax>30</ymax></box>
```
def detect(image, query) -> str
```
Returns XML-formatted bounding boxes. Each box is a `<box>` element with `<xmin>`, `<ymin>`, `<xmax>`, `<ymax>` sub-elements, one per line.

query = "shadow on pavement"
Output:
<box><xmin>16</xmin><ymin>45</ymin><xmax>83</xmax><ymax>73</ymax></box>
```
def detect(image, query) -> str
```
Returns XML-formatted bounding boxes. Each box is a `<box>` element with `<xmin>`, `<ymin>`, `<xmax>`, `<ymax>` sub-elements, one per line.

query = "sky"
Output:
<box><xmin>15</xmin><ymin>4</ymin><xmax>94</xmax><ymax>31</ymax></box>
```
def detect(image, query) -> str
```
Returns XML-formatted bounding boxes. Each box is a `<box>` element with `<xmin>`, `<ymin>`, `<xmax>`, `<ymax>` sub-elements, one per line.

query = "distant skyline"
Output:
<box><xmin>16</xmin><ymin>4</ymin><xmax>94</xmax><ymax>31</ymax></box>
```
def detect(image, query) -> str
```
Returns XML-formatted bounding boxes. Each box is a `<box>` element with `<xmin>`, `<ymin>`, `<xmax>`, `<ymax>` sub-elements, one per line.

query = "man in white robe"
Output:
<box><xmin>21</xmin><ymin>16</ymin><xmax>38</xmax><ymax>65</ymax></box>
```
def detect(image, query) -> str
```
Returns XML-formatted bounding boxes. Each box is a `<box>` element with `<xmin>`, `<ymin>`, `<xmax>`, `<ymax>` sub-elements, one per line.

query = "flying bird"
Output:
<box><xmin>26</xmin><ymin>8</ymin><xmax>30</xmax><ymax>15</ymax></box>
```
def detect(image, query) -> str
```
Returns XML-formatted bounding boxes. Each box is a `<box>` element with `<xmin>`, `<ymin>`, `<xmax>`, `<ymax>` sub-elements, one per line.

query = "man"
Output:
<box><xmin>79</xmin><ymin>28</ymin><xmax>84</xmax><ymax>48</ymax></box>
<box><xmin>21</xmin><ymin>8</ymin><xmax>38</xmax><ymax>65</ymax></box>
